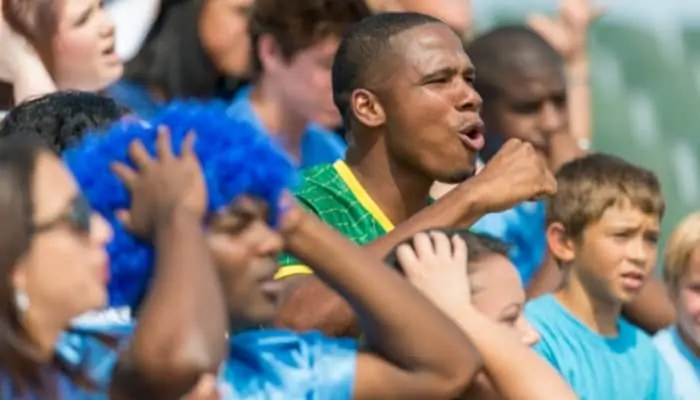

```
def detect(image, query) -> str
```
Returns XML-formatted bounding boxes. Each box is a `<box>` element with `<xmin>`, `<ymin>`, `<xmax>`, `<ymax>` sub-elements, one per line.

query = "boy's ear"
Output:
<box><xmin>546</xmin><ymin>222</ymin><xmax>576</xmax><ymax>264</ymax></box>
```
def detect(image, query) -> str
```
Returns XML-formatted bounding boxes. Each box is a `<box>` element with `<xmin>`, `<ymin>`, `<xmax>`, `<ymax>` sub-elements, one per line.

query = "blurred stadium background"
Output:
<box><xmin>475</xmin><ymin>0</ymin><xmax>700</xmax><ymax>263</ymax></box>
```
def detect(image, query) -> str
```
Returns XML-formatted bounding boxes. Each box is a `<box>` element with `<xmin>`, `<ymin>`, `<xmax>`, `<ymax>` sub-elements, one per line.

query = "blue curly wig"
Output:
<box><xmin>64</xmin><ymin>101</ymin><xmax>298</xmax><ymax>309</ymax></box>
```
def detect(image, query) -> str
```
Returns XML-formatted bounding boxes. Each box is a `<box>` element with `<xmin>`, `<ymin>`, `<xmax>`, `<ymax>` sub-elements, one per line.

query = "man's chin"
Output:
<box><xmin>439</xmin><ymin>167</ymin><xmax>476</xmax><ymax>184</ymax></box>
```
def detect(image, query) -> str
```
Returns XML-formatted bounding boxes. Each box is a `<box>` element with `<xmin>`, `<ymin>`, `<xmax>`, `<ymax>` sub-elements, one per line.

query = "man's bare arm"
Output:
<box><xmin>276</xmin><ymin>140</ymin><xmax>556</xmax><ymax>335</ymax></box>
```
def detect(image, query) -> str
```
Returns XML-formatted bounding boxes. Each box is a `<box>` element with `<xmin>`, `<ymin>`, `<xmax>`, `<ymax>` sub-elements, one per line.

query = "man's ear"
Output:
<box><xmin>350</xmin><ymin>88</ymin><xmax>386</xmax><ymax>128</ymax></box>
<box><xmin>546</xmin><ymin>222</ymin><xmax>576</xmax><ymax>264</ymax></box>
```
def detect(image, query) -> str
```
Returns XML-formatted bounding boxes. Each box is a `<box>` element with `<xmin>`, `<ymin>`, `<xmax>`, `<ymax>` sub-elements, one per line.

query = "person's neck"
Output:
<box><xmin>555</xmin><ymin>270</ymin><xmax>622</xmax><ymax>336</ymax></box>
<box><xmin>22</xmin><ymin>306</ymin><xmax>67</xmax><ymax>361</ymax></box>
<box><xmin>676</xmin><ymin>322</ymin><xmax>700</xmax><ymax>359</ymax></box>
<box><xmin>345</xmin><ymin>141</ymin><xmax>433</xmax><ymax>225</ymax></box>
<box><xmin>249</xmin><ymin>79</ymin><xmax>307</xmax><ymax>161</ymax></box>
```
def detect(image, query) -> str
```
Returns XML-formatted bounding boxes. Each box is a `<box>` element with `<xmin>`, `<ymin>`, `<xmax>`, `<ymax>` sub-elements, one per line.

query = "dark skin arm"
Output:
<box><xmin>109</xmin><ymin>131</ymin><xmax>228</xmax><ymax>399</ymax></box>
<box><xmin>285</xmin><ymin>209</ymin><xmax>481</xmax><ymax>399</ymax></box>
<box><xmin>276</xmin><ymin>140</ymin><xmax>557</xmax><ymax>336</ymax></box>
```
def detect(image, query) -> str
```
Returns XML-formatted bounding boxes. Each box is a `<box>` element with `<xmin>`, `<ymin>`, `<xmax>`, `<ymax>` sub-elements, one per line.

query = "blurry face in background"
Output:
<box><xmin>469</xmin><ymin>254</ymin><xmax>539</xmax><ymax>346</ymax></box>
<box><xmin>464</xmin><ymin>253</ymin><xmax>539</xmax><ymax>400</ymax></box>
<box><xmin>264</xmin><ymin>35</ymin><xmax>341</xmax><ymax>127</ymax></box>
<box><xmin>480</xmin><ymin>64</ymin><xmax>567</xmax><ymax>163</ymax></box>
<box><xmin>199</xmin><ymin>0</ymin><xmax>254</xmax><ymax>78</ymax></box>
<box><xmin>207</xmin><ymin>196</ymin><xmax>284</xmax><ymax>328</ymax></box>
<box><xmin>672</xmin><ymin>247</ymin><xmax>700</xmax><ymax>355</ymax></box>
<box><xmin>52</xmin><ymin>0</ymin><xmax>123</xmax><ymax>91</ymax></box>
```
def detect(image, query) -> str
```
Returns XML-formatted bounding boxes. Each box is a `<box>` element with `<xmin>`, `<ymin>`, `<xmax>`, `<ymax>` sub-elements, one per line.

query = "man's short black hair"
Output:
<box><xmin>332</xmin><ymin>11</ymin><xmax>444</xmax><ymax>127</ymax></box>
<box><xmin>0</xmin><ymin>91</ymin><xmax>126</xmax><ymax>154</ymax></box>
<box><xmin>467</xmin><ymin>25</ymin><xmax>562</xmax><ymax>100</ymax></box>
<box><xmin>384</xmin><ymin>228</ymin><xmax>511</xmax><ymax>273</ymax></box>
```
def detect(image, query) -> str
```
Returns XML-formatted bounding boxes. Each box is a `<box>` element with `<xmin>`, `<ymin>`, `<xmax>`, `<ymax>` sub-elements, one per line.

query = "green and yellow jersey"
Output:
<box><xmin>276</xmin><ymin>160</ymin><xmax>396</xmax><ymax>279</ymax></box>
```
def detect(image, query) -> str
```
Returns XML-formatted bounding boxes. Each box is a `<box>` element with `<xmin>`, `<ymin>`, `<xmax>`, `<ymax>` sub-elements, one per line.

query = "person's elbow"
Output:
<box><xmin>134</xmin><ymin>334</ymin><xmax>227</xmax><ymax>386</ymax></box>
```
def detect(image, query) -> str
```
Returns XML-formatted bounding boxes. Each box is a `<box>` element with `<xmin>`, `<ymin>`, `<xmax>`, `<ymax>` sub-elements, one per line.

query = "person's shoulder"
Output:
<box><xmin>525</xmin><ymin>294</ymin><xmax>570</xmax><ymax>339</ymax></box>
<box><xmin>295</xmin><ymin>163</ymin><xmax>344</xmax><ymax>198</ymax></box>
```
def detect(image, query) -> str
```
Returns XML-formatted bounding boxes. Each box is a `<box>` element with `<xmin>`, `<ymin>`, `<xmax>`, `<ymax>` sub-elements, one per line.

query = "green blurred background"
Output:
<box><xmin>474</xmin><ymin>1</ymin><xmax>700</xmax><ymax>265</ymax></box>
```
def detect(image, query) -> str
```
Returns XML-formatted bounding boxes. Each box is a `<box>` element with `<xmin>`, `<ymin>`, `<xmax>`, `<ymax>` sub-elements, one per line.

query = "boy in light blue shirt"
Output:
<box><xmin>654</xmin><ymin>212</ymin><xmax>700</xmax><ymax>399</ymax></box>
<box><xmin>525</xmin><ymin>153</ymin><xmax>674</xmax><ymax>399</ymax></box>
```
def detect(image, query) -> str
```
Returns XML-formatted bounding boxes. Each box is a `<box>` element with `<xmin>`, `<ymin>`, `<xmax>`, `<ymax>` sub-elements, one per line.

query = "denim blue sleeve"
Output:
<box><xmin>220</xmin><ymin>329</ymin><xmax>357</xmax><ymax>400</ymax></box>
<box><xmin>58</xmin><ymin>312</ymin><xmax>135</xmax><ymax>392</ymax></box>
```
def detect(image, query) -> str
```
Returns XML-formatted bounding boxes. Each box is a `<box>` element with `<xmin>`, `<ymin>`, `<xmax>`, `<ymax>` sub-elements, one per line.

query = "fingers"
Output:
<box><xmin>127</xmin><ymin>138</ymin><xmax>154</xmax><ymax>171</ymax></box>
<box><xmin>451</xmin><ymin>234</ymin><xmax>468</xmax><ymax>270</ymax></box>
<box><xmin>155</xmin><ymin>125</ymin><xmax>174</xmax><ymax>161</ymax></box>
<box><xmin>412</xmin><ymin>232</ymin><xmax>435</xmax><ymax>261</ymax></box>
<box><xmin>396</xmin><ymin>243</ymin><xmax>419</xmax><ymax>276</ymax></box>
<box><xmin>180</xmin><ymin>130</ymin><xmax>197</xmax><ymax>159</ymax></box>
<box><xmin>110</xmin><ymin>162</ymin><xmax>137</xmax><ymax>188</ymax></box>
<box><xmin>429</xmin><ymin>231</ymin><xmax>451</xmax><ymax>259</ymax></box>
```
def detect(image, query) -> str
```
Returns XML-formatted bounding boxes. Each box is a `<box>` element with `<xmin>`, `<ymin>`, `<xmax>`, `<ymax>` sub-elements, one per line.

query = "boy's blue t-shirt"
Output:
<box><xmin>525</xmin><ymin>294</ymin><xmax>674</xmax><ymax>400</ymax></box>
<box><xmin>219</xmin><ymin>329</ymin><xmax>357</xmax><ymax>399</ymax></box>
<box><xmin>654</xmin><ymin>325</ymin><xmax>700</xmax><ymax>399</ymax></box>
<box><xmin>227</xmin><ymin>86</ymin><xmax>346</xmax><ymax>169</ymax></box>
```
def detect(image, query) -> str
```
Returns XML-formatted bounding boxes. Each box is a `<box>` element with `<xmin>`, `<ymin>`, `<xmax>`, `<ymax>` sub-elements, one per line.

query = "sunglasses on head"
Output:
<box><xmin>31</xmin><ymin>194</ymin><xmax>93</xmax><ymax>236</ymax></box>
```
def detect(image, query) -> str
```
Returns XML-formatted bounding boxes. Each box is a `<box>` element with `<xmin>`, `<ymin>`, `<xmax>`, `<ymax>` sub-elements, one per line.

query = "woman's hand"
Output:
<box><xmin>400</xmin><ymin>231</ymin><xmax>472</xmax><ymax>318</ymax></box>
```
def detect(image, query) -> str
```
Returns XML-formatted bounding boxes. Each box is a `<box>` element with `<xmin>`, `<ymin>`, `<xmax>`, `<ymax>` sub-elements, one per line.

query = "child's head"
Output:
<box><xmin>386</xmin><ymin>229</ymin><xmax>539</xmax><ymax>347</ymax></box>
<box><xmin>546</xmin><ymin>153</ymin><xmax>665</xmax><ymax>304</ymax></box>
<box><xmin>663</xmin><ymin>212</ymin><xmax>700</xmax><ymax>349</ymax></box>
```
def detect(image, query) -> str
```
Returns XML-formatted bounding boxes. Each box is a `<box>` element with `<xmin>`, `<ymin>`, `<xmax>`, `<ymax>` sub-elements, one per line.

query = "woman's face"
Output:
<box><xmin>51</xmin><ymin>0</ymin><xmax>123</xmax><ymax>91</ymax></box>
<box><xmin>13</xmin><ymin>152</ymin><xmax>112</xmax><ymax>323</ymax></box>
<box><xmin>199</xmin><ymin>0</ymin><xmax>254</xmax><ymax>77</ymax></box>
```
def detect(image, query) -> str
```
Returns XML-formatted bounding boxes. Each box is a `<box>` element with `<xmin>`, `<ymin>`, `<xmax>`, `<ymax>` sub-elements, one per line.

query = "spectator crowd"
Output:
<box><xmin>0</xmin><ymin>0</ymin><xmax>697</xmax><ymax>398</ymax></box>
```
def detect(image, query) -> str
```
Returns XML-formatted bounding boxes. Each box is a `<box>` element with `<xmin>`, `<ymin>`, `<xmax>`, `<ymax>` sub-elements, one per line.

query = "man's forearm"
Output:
<box><xmin>276</xmin><ymin>184</ymin><xmax>487</xmax><ymax>335</ymax></box>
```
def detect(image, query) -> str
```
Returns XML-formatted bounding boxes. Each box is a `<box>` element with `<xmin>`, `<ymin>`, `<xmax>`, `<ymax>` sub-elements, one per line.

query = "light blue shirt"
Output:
<box><xmin>471</xmin><ymin>200</ymin><xmax>547</xmax><ymax>286</ymax></box>
<box><xmin>525</xmin><ymin>294</ymin><xmax>675</xmax><ymax>399</ymax></box>
<box><xmin>219</xmin><ymin>329</ymin><xmax>357</xmax><ymax>399</ymax></box>
<box><xmin>0</xmin><ymin>313</ymin><xmax>133</xmax><ymax>399</ymax></box>
<box><xmin>54</xmin><ymin>315</ymin><xmax>357</xmax><ymax>399</ymax></box>
<box><xmin>654</xmin><ymin>326</ymin><xmax>700</xmax><ymax>399</ymax></box>
<box><xmin>227</xmin><ymin>85</ymin><xmax>346</xmax><ymax>170</ymax></box>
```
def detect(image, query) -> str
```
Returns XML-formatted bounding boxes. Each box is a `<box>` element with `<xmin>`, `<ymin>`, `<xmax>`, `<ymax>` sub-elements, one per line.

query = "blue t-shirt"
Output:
<box><xmin>219</xmin><ymin>329</ymin><xmax>357</xmax><ymax>399</ymax></box>
<box><xmin>107</xmin><ymin>80</ymin><xmax>163</xmax><ymax>120</ymax></box>
<box><xmin>471</xmin><ymin>200</ymin><xmax>546</xmax><ymax>286</ymax></box>
<box><xmin>227</xmin><ymin>86</ymin><xmax>346</xmax><ymax>169</ymax></box>
<box><xmin>525</xmin><ymin>294</ymin><xmax>674</xmax><ymax>399</ymax></box>
<box><xmin>0</xmin><ymin>313</ymin><xmax>133</xmax><ymax>399</ymax></box>
<box><xmin>654</xmin><ymin>326</ymin><xmax>700</xmax><ymax>399</ymax></box>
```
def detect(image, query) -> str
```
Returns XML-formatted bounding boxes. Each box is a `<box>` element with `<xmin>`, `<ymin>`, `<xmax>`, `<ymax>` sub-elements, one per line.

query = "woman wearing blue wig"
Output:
<box><xmin>66</xmin><ymin>101</ymin><xmax>482</xmax><ymax>399</ymax></box>
<box><xmin>0</xmin><ymin>129</ymin><xmax>227</xmax><ymax>398</ymax></box>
